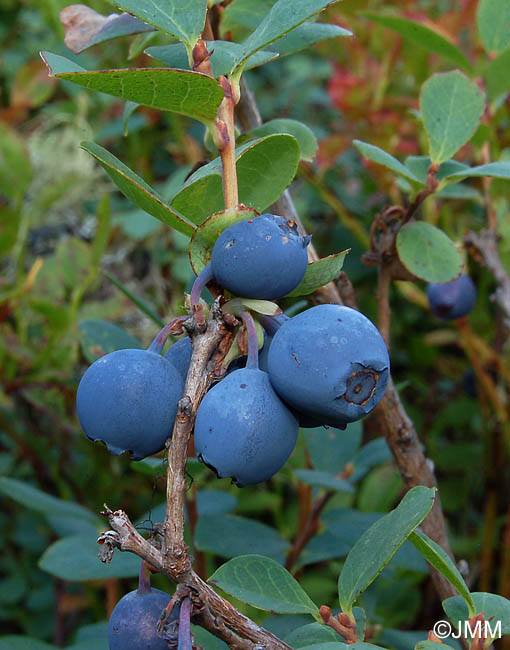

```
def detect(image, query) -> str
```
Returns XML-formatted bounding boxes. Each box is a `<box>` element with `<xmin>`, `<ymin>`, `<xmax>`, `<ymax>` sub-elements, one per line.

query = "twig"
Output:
<box><xmin>99</xmin><ymin>507</ymin><xmax>293</xmax><ymax>650</ymax></box>
<box><xmin>163</xmin><ymin>301</ymin><xmax>228</xmax><ymax>576</ymax></box>
<box><xmin>286</xmin><ymin>491</ymin><xmax>335</xmax><ymax>571</ymax></box>
<box><xmin>465</xmin><ymin>229</ymin><xmax>510</xmax><ymax>338</ymax></box>
<box><xmin>377</xmin><ymin>263</ymin><xmax>392</xmax><ymax>349</ymax></box>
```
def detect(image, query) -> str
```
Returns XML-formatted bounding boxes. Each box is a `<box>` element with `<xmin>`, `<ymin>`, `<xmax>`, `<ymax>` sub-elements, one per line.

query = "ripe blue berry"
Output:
<box><xmin>194</xmin><ymin>368</ymin><xmax>298</xmax><ymax>487</ymax></box>
<box><xmin>210</xmin><ymin>214</ymin><xmax>310</xmax><ymax>299</ymax></box>
<box><xmin>108</xmin><ymin>586</ymin><xmax>173</xmax><ymax>650</ymax></box>
<box><xmin>76</xmin><ymin>349</ymin><xmax>183</xmax><ymax>460</ymax></box>
<box><xmin>164</xmin><ymin>337</ymin><xmax>192</xmax><ymax>382</ymax></box>
<box><xmin>267</xmin><ymin>304</ymin><xmax>390</xmax><ymax>426</ymax></box>
<box><xmin>427</xmin><ymin>274</ymin><xmax>476</xmax><ymax>320</ymax></box>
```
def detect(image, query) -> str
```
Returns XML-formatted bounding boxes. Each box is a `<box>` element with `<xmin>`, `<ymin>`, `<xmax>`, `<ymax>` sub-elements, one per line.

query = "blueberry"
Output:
<box><xmin>164</xmin><ymin>337</ymin><xmax>192</xmax><ymax>382</ymax></box>
<box><xmin>76</xmin><ymin>348</ymin><xmax>183</xmax><ymax>460</ymax></box>
<box><xmin>210</xmin><ymin>214</ymin><xmax>310</xmax><ymax>299</ymax></box>
<box><xmin>267</xmin><ymin>304</ymin><xmax>390</xmax><ymax>425</ymax></box>
<box><xmin>108</xmin><ymin>586</ymin><xmax>174</xmax><ymax>650</ymax></box>
<box><xmin>427</xmin><ymin>274</ymin><xmax>476</xmax><ymax>320</ymax></box>
<box><xmin>194</xmin><ymin>368</ymin><xmax>298</xmax><ymax>487</ymax></box>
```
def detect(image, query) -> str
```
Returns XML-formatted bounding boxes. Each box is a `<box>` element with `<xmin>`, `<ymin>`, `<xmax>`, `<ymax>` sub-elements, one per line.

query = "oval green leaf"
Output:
<box><xmin>409</xmin><ymin>529</ymin><xmax>475</xmax><ymax>617</ymax></box>
<box><xmin>353</xmin><ymin>140</ymin><xmax>424</xmax><ymax>185</ymax></box>
<box><xmin>239</xmin><ymin>118</ymin><xmax>318</xmax><ymax>161</ymax></box>
<box><xmin>111</xmin><ymin>0</ymin><xmax>207</xmax><ymax>50</ymax></box>
<box><xmin>231</xmin><ymin>0</ymin><xmax>337</xmax><ymax>75</ymax></box>
<box><xmin>363</xmin><ymin>13</ymin><xmax>472</xmax><ymax>73</ymax></box>
<box><xmin>78</xmin><ymin>319</ymin><xmax>142</xmax><ymax>363</ymax></box>
<box><xmin>189</xmin><ymin>206</ymin><xmax>258</xmax><ymax>274</ymax></box>
<box><xmin>420</xmin><ymin>71</ymin><xmax>485</xmax><ymax>165</ymax></box>
<box><xmin>286</xmin><ymin>250</ymin><xmax>349</xmax><ymax>297</ymax></box>
<box><xmin>0</xmin><ymin>477</ymin><xmax>100</xmax><ymax>525</ymax></box>
<box><xmin>294</xmin><ymin>469</ymin><xmax>354</xmax><ymax>493</ymax></box>
<box><xmin>485</xmin><ymin>49</ymin><xmax>510</xmax><ymax>100</ymax></box>
<box><xmin>270</xmin><ymin>22</ymin><xmax>352</xmax><ymax>57</ymax></box>
<box><xmin>477</xmin><ymin>0</ymin><xmax>510</xmax><ymax>54</ymax></box>
<box><xmin>39</xmin><ymin>535</ymin><xmax>140</xmax><ymax>580</ymax></box>
<box><xmin>209</xmin><ymin>554</ymin><xmax>319</xmax><ymax>616</ymax></box>
<box><xmin>396</xmin><ymin>221</ymin><xmax>462</xmax><ymax>283</ymax></box>
<box><xmin>81</xmin><ymin>141</ymin><xmax>195</xmax><ymax>237</ymax></box>
<box><xmin>443</xmin><ymin>161</ymin><xmax>510</xmax><ymax>182</ymax></box>
<box><xmin>41</xmin><ymin>52</ymin><xmax>223</xmax><ymax>123</ymax></box>
<box><xmin>284</xmin><ymin>623</ymin><xmax>341</xmax><ymax>648</ymax></box>
<box><xmin>195</xmin><ymin>515</ymin><xmax>289</xmax><ymax>560</ymax></box>
<box><xmin>442</xmin><ymin>592</ymin><xmax>510</xmax><ymax>635</ymax></box>
<box><xmin>171</xmin><ymin>135</ymin><xmax>300</xmax><ymax>225</ymax></box>
<box><xmin>337</xmin><ymin>486</ymin><xmax>436</xmax><ymax>615</ymax></box>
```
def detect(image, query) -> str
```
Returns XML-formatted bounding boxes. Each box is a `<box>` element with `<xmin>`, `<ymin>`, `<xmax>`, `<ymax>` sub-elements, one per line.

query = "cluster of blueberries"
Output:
<box><xmin>77</xmin><ymin>214</ymin><xmax>475</xmax><ymax>488</ymax></box>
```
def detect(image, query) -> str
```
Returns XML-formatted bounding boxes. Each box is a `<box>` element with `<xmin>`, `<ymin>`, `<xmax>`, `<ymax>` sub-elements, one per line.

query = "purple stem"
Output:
<box><xmin>241</xmin><ymin>311</ymin><xmax>259</xmax><ymax>370</ymax></box>
<box><xmin>259</xmin><ymin>313</ymin><xmax>290</xmax><ymax>337</ymax></box>
<box><xmin>178</xmin><ymin>597</ymin><xmax>193</xmax><ymax>650</ymax></box>
<box><xmin>190</xmin><ymin>263</ymin><xmax>214</xmax><ymax>313</ymax></box>
<box><xmin>137</xmin><ymin>561</ymin><xmax>152</xmax><ymax>595</ymax></box>
<box><xmin>148</xmin><ymin>317</ymin><xmax>188</xmax><ymax>355</ymax></box>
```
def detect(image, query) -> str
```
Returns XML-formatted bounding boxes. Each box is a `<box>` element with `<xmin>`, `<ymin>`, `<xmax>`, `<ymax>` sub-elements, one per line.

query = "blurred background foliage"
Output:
<box><xmin>0</xmin><ymin>0</ymin><xmax>508</xmax><ymax>648</ymax></box>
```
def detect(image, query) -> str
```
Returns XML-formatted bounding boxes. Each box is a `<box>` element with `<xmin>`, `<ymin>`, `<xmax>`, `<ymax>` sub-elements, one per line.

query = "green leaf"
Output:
<box><xmin>0</xmin><ymin>122</ymin><xmax>32</xmax><ymax>200</ymax></box>
<box><xmin>442</xmin><ymin>592</ymin><xmax>510</xmax><ymax>635</ymax></box>
<box><xmin>415</xmin><ymin>643</ymin><xmax>457</xmax><ymax>650</ymax></box>
<box><xmin>146</xmin><ymin>41</ymin><xmax>278</xmax><ymax>77</ymax></box>
<box><xmin>294</xmin><ymin>469</ymin><xmax>354</xmax><ymax>493</ymax></box>
<box><xmin>0</xmin><ymin>637</ymin><xmax>56</xmax><ymax>650</ymax></box>
<box><xmin>363</xmin><ymin>13</ymin><xmax>472</xmax><ymax>73</ymax></box>
<box><xmin>303</xmin><ymin>422</ymin><xmax>362</xmax><ymax>474</ymax></box>
<box><xmin>0</xmin><ymin>477</ymin><xmax>100</xmax><ymax>526</ymax></box>
<box><xmin>409</xmin><ymin>530</ymin><xmax>475</xmax><ymax>616</ymax></box>
<box><xmin>353</xmin><ymin>140</ymin><xmax>424</xmax><ymax>185</ymax></box>
<box><xmin>300</xmin><ymin>636</ymin><xmax>348</xmax><ymax>650</ymax></box>
<box><xmin>239</xmin><ymin>118</ymin><xmax>318</xmax><ymax>161</ymax></box>
<box><xmin>78</xmin><ymin>319</ymin><xmax>142</xmax><ymax>363</ymax></box>
<box><xmin>396</xmin><ymin>221</ymin><xmax>463</xmax><ymax>283</ymax></box>
<box><xmin>286</xmin><ymin>251</ymin><xmax>349</xmax><ymax>297</ymax></box>
<box><xmin>109</xmin><ymin>0</ymin><xmax>207</xmax><ymax>50</ymax></box>
<box><xmin>41</xmin><ymin>52</ymin><xmax>223</xmax><ymax>124</ymax></box>
<box><xmin>298</xmin><ymin>531</ymin><xmax>351</xmax><ymax>568</ymax></box>
<box><xmin>81</xmin><ymin>141</ymin><xmax>195</xmax><ymax>236</ymax></box>
<box><xmin>189</xmin><ymin>206</ymin><xmax>258</xmax><ymax>274</ymax></box>
<box><xmin>443</xmin><ymin>161</ymin><xmax>510</xmax><ymax>182</ymax></box>
<box><xmin>337</xmin><ymin>486</ymin><xmax>436</xmax><ymax>615</ymax></box>
<box><xmin>230</xmin><ymin>0</ymin><xmax>337</xmax><ymax>75</ymax></box>
<box><xmin>191</xmin><ymin>626</ymin><xmax>229</xmax><ymax>650</ymax></box>
<box><xmin>477</xmin><ymin>0</ymin><xmax>510</xmax><ymax>54</ymax></box>
<box><xmin>104</xmin><ymin>273</ymin><xmax>165</xmax><ymax>327</ymax></box>
<box><xmin>209</xmin><ymin>554</ymin><xmax>319</xmax><ymax>616</ymax></box>
<box><xmin>284</xmin><ymin>623</ymin><xmax>341</xmax><ymax>648</ymax></box>
<box><xmin>61</xmin><ymin>5</ymin><xmax>153</xmax><ymax>53</ymax></box>
<box><xmin>404</xmin><ymin>156</ymin><xmax>469</xmax><ymax>183</ymax></box>
<box><xmin>420</xmin><ymin>71</ymin><xmax>485</xmax><ymax>165</ymax></box>
<box><xmin>484</xmin><ymin>49</ymin><xmax>510</xmax><ymax>100</ymax></box>
<box><xmin>39</xmin><ymin>535</ymin><xmax>140</xmax><ymax>580</ymax></box>
<box><xmin>272</xmin><ymin>22</ymin><xmax>351</xmax><ymax>57</ymax></box>
<box><xmin>171</xmin><ymin>135</ymin><xmax>300</xmax><ymax>224</ymax></box>
<box><xmin>195</xmin><ymin>515</ymin><xmax>289</xmax><ymax>560</ymax></box>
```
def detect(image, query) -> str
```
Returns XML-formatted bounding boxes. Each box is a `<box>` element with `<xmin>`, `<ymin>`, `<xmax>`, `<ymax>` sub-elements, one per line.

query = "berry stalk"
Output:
<box><xmin>240</xmin><ymin>310</ymin><xmax>259</xmax><ymax>370</ymax></box>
